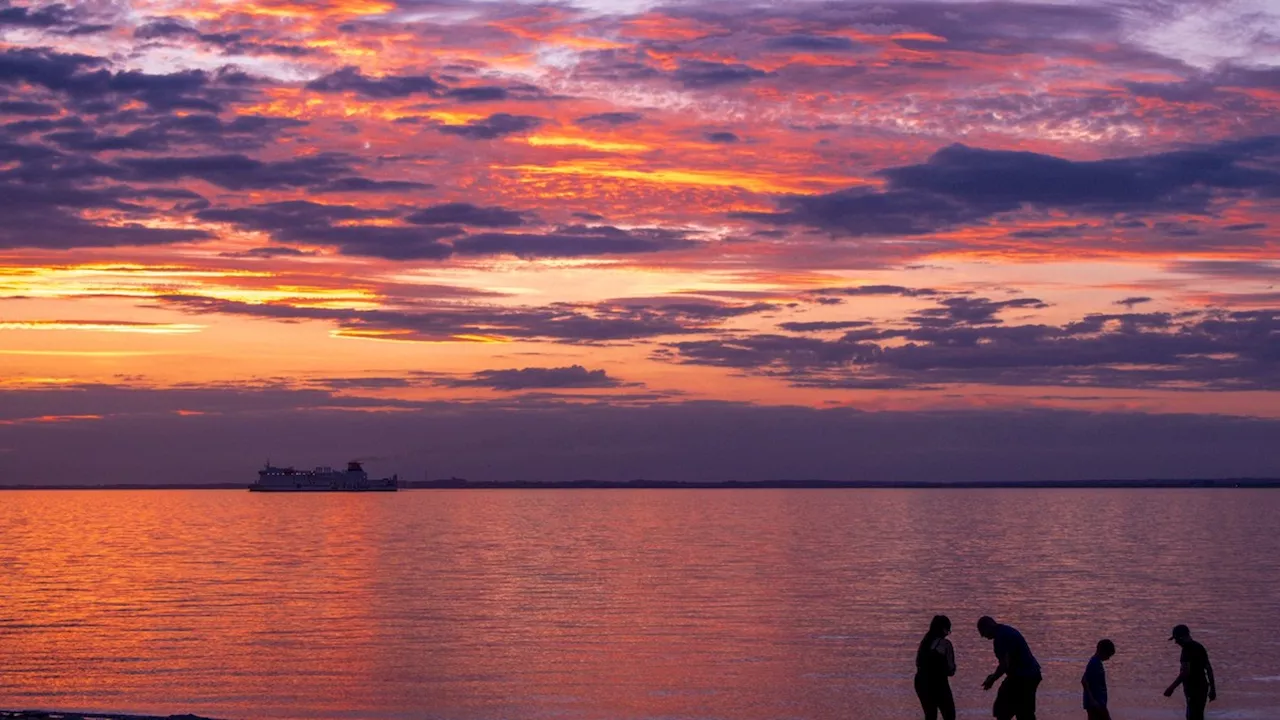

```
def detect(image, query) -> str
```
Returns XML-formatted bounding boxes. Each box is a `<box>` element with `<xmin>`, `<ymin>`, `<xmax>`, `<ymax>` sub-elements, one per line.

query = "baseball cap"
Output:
<box><xmin>1169</xmin><ymin>624</ymin><xmax>1190</xmax><ymax>641</ymax></box>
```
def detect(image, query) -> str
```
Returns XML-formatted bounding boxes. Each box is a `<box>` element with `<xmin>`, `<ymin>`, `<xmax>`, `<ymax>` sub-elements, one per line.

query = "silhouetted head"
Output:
<box><xmin>929</xmin><ymin>615</ymin><xmax>952</xmax><ymax>637</ymax></box>
<box><xmin>977</xmin><ymin>615</ymin><xmax>998</xmax><ymax>639</ymax></box>
<box><xmin>1169</xmin><ymin>624</ymin><xmax>1191</xmax><ymax>645</ymax></box>
<box><xmin>1096</xmin><ymin>639</ymin><xmax>1116</xmax><ymax>661</ymax></box>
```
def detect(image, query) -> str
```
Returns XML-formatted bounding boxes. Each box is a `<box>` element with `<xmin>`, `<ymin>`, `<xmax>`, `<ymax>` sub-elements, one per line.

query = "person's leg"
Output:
<box><xmin>938</xmin><ymin>681</ymin><xmax>956</xmax><ymax>720</ymax></box>
<box><xmin>994</xmin><ymin>677</ymin><xmax>1016</xmax><ymax>720</ymax></box>
<box><xmin>1016</xmin><ymin>676</ymin><xmax>1040</xmax><ymax>720</ymax></box>
<box><xmin>915</xmin><ymin>676</ymin><xmax>938</xmax><ymax>720</ymax></box>
<box><xmin>923</xmin><ymin>694</ymin><xmax>939</xmax><ymax>720</ymax></box>
<box><xmin>1185</xmin><ymin>687</ymin><xmax>1207</xmax><ymax>720</ymax></box>
<box><xmin>1086</xmin><ymin>708</ymin><xmax>1112</xmax><ymax>720</ymax></box>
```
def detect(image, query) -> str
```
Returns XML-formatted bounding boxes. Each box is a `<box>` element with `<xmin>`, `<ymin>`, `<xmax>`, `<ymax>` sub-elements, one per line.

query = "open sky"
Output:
<box><xmin>1</xmin><ymin>0</ymin><xmax>1278</xmax><ymax>483</ymax></box>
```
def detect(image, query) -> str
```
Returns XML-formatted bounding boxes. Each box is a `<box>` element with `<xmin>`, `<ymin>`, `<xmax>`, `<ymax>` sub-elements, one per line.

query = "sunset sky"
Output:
<box><xmin>1</xmin><ymin>0</ymin><xmax>1278</xmax><ymax>483</ymax></box>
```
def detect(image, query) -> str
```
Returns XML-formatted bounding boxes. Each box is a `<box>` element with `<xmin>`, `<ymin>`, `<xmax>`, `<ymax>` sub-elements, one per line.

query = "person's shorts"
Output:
<box><xmin>993</xmin><ymin>675</ymin><xmax>1040</xmax><ymax>718</ymax></box>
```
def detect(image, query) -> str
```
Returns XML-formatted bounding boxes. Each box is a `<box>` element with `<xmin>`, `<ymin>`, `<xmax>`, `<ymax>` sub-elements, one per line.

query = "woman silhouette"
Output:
<box><xmin>915</xmin><ymin>614</ymin><xmax>957</xmax><ymax>720</ymax></box>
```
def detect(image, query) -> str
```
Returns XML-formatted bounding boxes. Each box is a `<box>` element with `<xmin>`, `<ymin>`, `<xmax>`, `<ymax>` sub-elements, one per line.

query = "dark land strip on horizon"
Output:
<box><xmin>1</xmin><ymin>478</ymin><xmax>1279</xmax><ymax>490</ymax></box>
<box><xmin>1</xmin><ymin>711</ymin><xmax>221</xmax><ymax>720</ymax></box>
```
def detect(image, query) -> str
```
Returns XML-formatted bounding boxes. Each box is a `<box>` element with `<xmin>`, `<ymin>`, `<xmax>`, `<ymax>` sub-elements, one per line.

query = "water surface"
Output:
<box><xmin>1</xmin><ymin>489</ymin><xmax>1277</xmax><ymax>719</ymax></box>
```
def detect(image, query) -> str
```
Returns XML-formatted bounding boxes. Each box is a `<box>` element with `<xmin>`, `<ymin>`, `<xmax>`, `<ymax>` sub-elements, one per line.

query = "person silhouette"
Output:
<box><xmin>978</xmin><ymin>615</ymin><xmax>1043</xmax><ymax>720</ymax></box>
<box><xmin>1164</xmin><ymin>624</ymin><xmax>1216</xmax><ymax>720</ymax></box>
<box><xmin>1082</xmin><ymin>639</ymin><xmax>1116</xmax><ymax>720</ymax></box>
<box><xmin>915</xmin><ymin>615</ymin><xmax>957</xmax><ymax>720</ymax></box>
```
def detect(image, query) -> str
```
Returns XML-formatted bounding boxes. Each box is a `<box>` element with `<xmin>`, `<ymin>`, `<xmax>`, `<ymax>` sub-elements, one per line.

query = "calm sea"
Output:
<box><xmin>1</xmin><ymin>489</ymin><xmax>1277</xmax><ymax>720</ymax></box>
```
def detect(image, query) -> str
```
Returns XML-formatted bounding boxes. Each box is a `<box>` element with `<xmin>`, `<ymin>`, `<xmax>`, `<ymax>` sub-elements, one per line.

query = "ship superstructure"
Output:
<box><xmin>250</xmin><ymin>461</ymin><xmax>398</xmax><ymax>492</ymax></box>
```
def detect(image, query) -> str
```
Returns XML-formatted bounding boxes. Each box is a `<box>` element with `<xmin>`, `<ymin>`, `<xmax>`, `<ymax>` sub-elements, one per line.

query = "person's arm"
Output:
<box><xmin>1164</xmin><ymin>659</ymin><xmax>1188</xmax><ymax>697</ymax></box>
<box><xmin>1083</xmin><ymin>663</ymin><xmax>1102</xmax><ymax>708</ymax></box>
<box><xmin>1083</xmin><ymin>674</ymin><xmax>1098</xmax><ymax>707</ymax></box>
<box><xmin>943</xmin><ymin>639</ymin><xmax>956</xmax><ymax>677</ymax></box>
<box><xmin>983</xmin><ymin>650</ymin><xmax>1008</xmax><ymax>690</ymax></box>
<box><xmin>1207</xmin><ymin>657</ymin><xmax>1216</xmax><ymax>701</ymax></box>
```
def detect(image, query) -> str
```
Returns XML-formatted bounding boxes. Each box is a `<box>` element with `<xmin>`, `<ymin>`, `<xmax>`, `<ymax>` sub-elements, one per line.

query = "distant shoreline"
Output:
<box><xmin>2</xmin><ymin>478</ymin><xmax>1279</xmax><ymax>490</ymax></box>
<box><xmin>1</xmin><ymin>711</ymin><xmax>221</xmax><ymax>720</ymax></box>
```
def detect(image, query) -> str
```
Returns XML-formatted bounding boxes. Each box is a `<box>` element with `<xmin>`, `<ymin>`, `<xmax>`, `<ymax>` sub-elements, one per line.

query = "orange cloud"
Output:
<box><xmin>0</xmin><ymin>321</ymin><xmax>205</xmax><ymax>334</ymax></box>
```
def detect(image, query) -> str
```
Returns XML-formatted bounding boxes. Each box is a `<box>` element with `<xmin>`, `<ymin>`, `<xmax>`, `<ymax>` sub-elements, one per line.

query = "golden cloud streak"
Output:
<box><xmin>0</xmin><ymin>264</ymin><xmax>272</xmax><ymax>279</ymax></box>
<box><xmin>0</xmin><ymin>350</ymin><xmax>169</xmax><ymax>357</ymax></box>
<box><xmin>193</xmin><ymin>287</ymin><xmax>380</xmax><ymax>307</ymax></box>
<box><xmin>500</xmin><ymin>162</ymin><xmax>855</xmax><ymax>195</ymax></box>
<box><xmin>0</xmin><ymin>376</ymin><xmax>80</xmax><ymax>386</ymax></box>
<box><xmin>0</xmin><ymin>264</ymin><xmax>379</xmax><ymax>308</ymax></box>
<box><xmin>427</xmin><ymin>110</ymin><xmax>497</xmax><ymax>125</ymax></box>
<box><xmin>183</xmin><ymin>0</ymin><xmax>393</xmax><ymax>21</ymax></box>
<box><xmin>329</xmin><ymin>329</ymin><xmax>511</xmax><ymax>343</ymax></box>
<box><xmin>449</xmin><ymin>333</ymin><xmax>512</xmax><ymax>343</ymax></box>
<box><xmin>0</xmin><ymin>321</ymin><xmax>205</xmax><ymax>334</ymax></box>
<box><xmin>526</xmin><ymin>135</ymin><xmax>653</xmax><ymax>153</ymax></box>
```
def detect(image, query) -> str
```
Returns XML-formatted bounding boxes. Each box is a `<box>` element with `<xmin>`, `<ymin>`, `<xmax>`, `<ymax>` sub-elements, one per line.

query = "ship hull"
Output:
<box><xmin>252</xmin><ymin>461</ymin><xmax>398</xmax><ymax>492</ymax></box>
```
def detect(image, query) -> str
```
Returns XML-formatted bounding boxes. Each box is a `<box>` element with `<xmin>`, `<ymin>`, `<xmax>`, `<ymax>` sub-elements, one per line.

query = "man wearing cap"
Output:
<box><xmin>978</xmin><ymin>616</ymin><xmax>1043</xmax><ymax>720</ymax></box>
<box><xmin>1164</xmin><ymin>624</ymin><xmax>1216</xmax><ymax>720</ymax></box>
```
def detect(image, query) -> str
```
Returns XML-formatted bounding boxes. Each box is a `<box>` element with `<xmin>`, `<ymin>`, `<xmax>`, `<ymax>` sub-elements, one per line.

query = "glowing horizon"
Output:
<box><xmin>1</xmin><ymin>0</ymin><xmax>1278</xmax><ymax>483</ymax></box>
